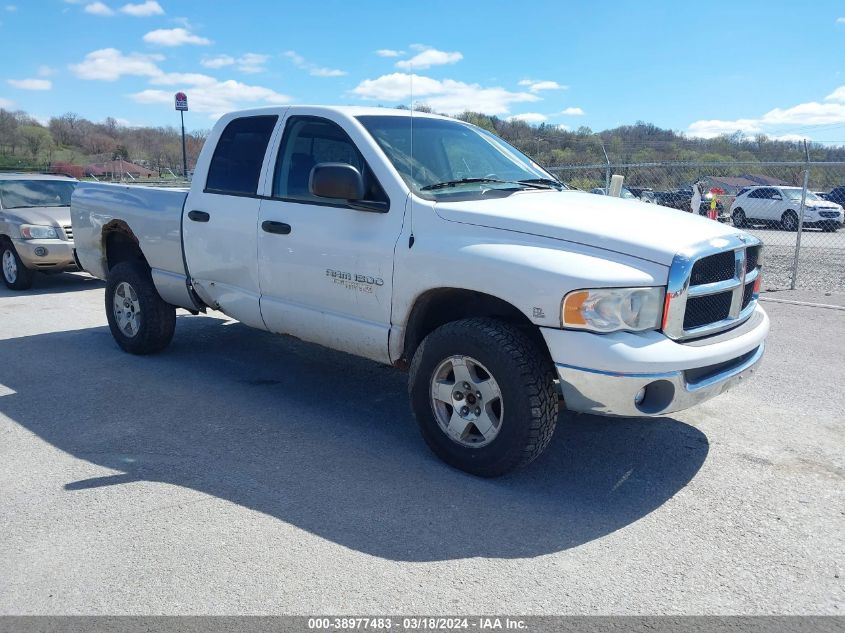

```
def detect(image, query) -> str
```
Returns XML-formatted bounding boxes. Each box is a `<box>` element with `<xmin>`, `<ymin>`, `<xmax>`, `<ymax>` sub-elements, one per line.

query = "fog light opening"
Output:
<box><xmin>634</xmin><ymin>380</ymin><xmax>676</xmax><ymax>415</ymax></box>
<box><xmin>34</xmin><ymin>247</ymin><xmax>48</xmax><ymax>257</ymax></box>
<box><xmin>634</xmin><ymin>387</ymin><xmax>646</xmax><ymax>405</ymax></box>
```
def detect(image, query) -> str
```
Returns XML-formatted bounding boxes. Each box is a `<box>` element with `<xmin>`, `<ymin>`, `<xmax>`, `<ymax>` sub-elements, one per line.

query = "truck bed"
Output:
<box><xmin>71</xmin><ymin>182</ymin><xmax>189</xmax><ymax>283</ymax></box>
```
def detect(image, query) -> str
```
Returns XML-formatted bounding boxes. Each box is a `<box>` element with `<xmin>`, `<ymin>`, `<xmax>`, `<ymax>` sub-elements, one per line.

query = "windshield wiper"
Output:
<box><xmin>517</xmin><ymin>178</ymin><xmax>563</xmax><ymax>189</ymax></box>
<box><xmin>420</xmin><ymin>177</ymin><xmax>549</xmax><ymax>191</ymax></box>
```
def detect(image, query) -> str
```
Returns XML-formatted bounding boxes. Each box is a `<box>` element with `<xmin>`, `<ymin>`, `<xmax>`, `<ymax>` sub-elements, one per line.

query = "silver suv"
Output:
<box><xmin>0</xmin><ymin>173</ymin><xmax>79</xmax><ymax>290</ymax></box>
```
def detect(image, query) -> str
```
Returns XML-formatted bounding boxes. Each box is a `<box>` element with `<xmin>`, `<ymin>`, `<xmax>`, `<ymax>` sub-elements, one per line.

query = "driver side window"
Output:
<box><xmin>272</xmin><ymin>116</ymin><xmax>386</xmax><ymax>205</ymax></box>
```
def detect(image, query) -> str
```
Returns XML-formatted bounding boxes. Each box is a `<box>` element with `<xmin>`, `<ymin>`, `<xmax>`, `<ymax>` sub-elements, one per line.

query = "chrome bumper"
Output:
<box><xmin>556</xmin><ymin>343</ymin><xmax>764</xmax><ymax>417</ymax></box>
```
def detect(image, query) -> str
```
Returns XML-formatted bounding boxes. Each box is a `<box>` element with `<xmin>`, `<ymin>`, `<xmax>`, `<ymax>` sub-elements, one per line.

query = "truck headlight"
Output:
<box><xmin>19</xmin><ymin>225</ymin><xmax>59</xmax><ymax>240</ymax></box>
<box><xmin>562</xmin><ymin>287</ymin><xmax>665</xmax><ymax>333</ymax></box>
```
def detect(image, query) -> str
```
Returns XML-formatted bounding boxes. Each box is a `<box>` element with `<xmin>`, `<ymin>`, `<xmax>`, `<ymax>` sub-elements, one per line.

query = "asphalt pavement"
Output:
<box><xmin>0</xmin><ymin>273</ymin><xmax>842</xmax><ymax>614</ymax></box>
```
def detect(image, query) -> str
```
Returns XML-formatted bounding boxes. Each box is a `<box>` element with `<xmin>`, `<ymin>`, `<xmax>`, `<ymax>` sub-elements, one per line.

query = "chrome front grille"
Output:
<box><xmin>664</xmin><ymin>235</ymin><xmax>763</xmax><ymax>341</ymax></box>
<box><xmin>62</xmin><ymin>224</ymin><xmax>73</xmax><ymax>241</ymax></box>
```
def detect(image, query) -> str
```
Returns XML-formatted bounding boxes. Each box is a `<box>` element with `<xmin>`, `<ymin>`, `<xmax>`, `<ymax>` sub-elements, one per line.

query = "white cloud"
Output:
<box><xmin>283</xmin><ymin>50</ymin><xmax>346</xmax><ymax>77</ymax></box>
<box><xmin>560</xmin><ymin>107</ymin><xmax>584</xmax><ymax>116</ymax></box>
<box><xmin>352</xmin><ymin>72</ymin><xmax>540</xmax><ymax>116</ymax></box>
<box><xmin>507</xmin><ymin>112</ymin><xmax>547</xmax><ymax>123</ymax></box>
<box><xmin>0</xmin><ymin>97</ymin><xmax>15</xmax><ymax>108</ymax></box>
<box><xmin>201</xmin><ymin>54</ymin><xmax>234</xmax><ymax>69</ymax></box>
<box><xmin>37</xmin><ymin>65</ymin><xmax>56</xmax><ymax>77</ymax></box>
<box><xmin>376</xmin><ymin>49</ymin><xmax>404</xmax><ymax>57</ymax></box>
<box><xmin>761</xmin><ymin>102</ymin><xmax>845</xmax><ymax>126</ymax></box>
<box><xmin>687</xmin><ymin>118</ymin><xmax>762</xmax><ymax>138</ymax></box>
<box><xmin>69</xmin><ymin>48</ymin><xmax>164</xmax><ymax>81</ymax></box>
<box><xmin>237</xmin><ymin>53</ymin><xmax>269</xmax><ymax>74</ymax></box>
<box><xmin>688</xmin><ymin>86</ymin><xmax>845</xmax><ymax>139</ymax></box>
<box><xmin>7</xmin><ymin>78</ymin><xmax>52</xmax><ymax>90</ymax></box>
<box><xmin>143</xmin><ymin>27</ymin><xmax>210</xmax><ymax>46</ymax></box>
<box><xmin>84</xmin><ymin>1</ymin><xmax>114</xmax><ymax>15</ymax></box>
<box><xmin>120</xmin><ymin>0</ymin><xmax>163</xmax><ymax>16</ymax></box>
<box><xmin>5</xmin><ymin>5</ymin><xmax>17</xmax><ymax>11</ymax></box>
<box><xmin>518</xmin><ymin>79</ymin><xmax>567</xmax><ymax>93</ymax></box>
<box><xmin>837</xmin><ymin>17</ymin><xmax>845</xmax><ymax>23</ymax></box>
<box><xmin>395</xmin><ymin>47</ymin><xmax>462</xmax><ymax>70</ymax></box>
<box><xmin>131</xmin><ymin>79</ymin><xmax>291</xmax><ymax>119</ymax></box>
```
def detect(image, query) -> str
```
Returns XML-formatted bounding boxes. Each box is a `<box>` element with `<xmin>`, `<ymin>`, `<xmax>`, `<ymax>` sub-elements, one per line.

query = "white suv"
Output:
<box><xmin>730</xmin><ymin>186</ymin><xmax>844</xmax><ymax>232</ymax></box>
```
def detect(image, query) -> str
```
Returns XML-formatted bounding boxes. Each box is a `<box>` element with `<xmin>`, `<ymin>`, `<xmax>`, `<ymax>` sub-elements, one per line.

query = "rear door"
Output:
<box><xmin>182</xmin><ymin>114</ymin><xmax>280</xmax><ymax>329</ymax></box>
<box><xmin>744</xmin><ymin>187</ymin><xmax>770</xmax><ymax>221</ymax></box>
<box><xmin>256</xmin><ymin>113</ymin><xmax>407</xmax><ymax>363</ymax></box>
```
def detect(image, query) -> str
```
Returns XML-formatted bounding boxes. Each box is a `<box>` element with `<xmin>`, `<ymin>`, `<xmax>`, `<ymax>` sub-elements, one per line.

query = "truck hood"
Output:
<box><xmin>2</xmin><ymin>206</ymin><xmax>71</xmax><ymax>227</ymax></box>
<box><xmin>434</xmin><ymin>190</ymin><xmax>744</xmax><ymax>266</ymax></box>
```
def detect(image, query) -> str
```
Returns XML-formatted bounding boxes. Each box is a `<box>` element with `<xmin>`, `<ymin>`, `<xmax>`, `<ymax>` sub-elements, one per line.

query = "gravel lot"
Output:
<box><xmin>745</xmin><ymin>228</ymin><xmax>845</xmax><ymax>298</ymax></box>
<box><xmin>0</xmin><ymin>273</ymin><xmax>842</xmax><ymax>615</ymax></box>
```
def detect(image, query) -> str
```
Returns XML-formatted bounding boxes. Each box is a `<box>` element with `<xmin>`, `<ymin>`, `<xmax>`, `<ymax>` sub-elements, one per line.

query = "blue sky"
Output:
<box><xmin>2</xmin><ymin>0</ymin><xmax>845</xmax><ymax>142</ymax></box>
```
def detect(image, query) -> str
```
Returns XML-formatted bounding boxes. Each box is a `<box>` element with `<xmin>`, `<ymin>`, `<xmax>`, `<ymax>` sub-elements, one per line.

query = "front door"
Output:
<box><xmin>257</xmin><ymin>114</ymin><xmax>406</xmax><ymax>363</ymax></box>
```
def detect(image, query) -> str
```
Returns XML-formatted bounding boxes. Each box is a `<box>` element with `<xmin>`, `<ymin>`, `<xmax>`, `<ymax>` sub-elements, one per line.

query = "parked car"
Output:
<box><xmin>0</xmin><ymin>173</ymin><xmax>79</xmax><ymax>290</ymax></box>
<box><xmin>620</xmin><ymin>186</ymin><xmax>655</xmax><ymax>203</ymax></box>
<box><xmin>654</xmin><ymin>188</ymin><xmax>726</xmax><ymax>218</ymax></box>
<box><xmin>825</xmin><ymin>186</ymin><xmax>845</xmax><ymax>206</ymax></box>
<box><xmin>813</xmin><ymin>191</ymin><xmax>830</xmax><ymax>201</ymax></box>
<box><xmin>730</xmin><ymin>186</ymin><xmax>844</xmax><ymax>232</ymax></box>
<box><xmin>590</xmin><ymin>186</ymin><xmax>638</xmax><ymax>200</ymax></box>
<box><xmin>72</xmin><ymin>106</ymin><xmax>769</xmax><ymax>477</ymax></box>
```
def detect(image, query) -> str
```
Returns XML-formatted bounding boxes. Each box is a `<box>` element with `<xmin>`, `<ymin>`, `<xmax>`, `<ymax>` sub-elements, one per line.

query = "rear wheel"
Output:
<box><xmin>409</xmin><ymin>318</ymin><xmax>558</xmax><ymax>477</ymax></box>
<box><xmin>782</xmin><ymin>210</ymin><xmax>799</xmax><ymax>232</ymax></box>
<box><xmin>105</xmin><ymin>261</ymin><xmax>176</xmax><ymax>354</ymax></box>
<box><xmin>1</xmin><ymin>240</ymin><xmax>33</xmax><ymax>290</ymax></box>
<box><xmin>732</xmin><ymin>208</ymin><xmax>746</xmax><ymax>228</ymax></box>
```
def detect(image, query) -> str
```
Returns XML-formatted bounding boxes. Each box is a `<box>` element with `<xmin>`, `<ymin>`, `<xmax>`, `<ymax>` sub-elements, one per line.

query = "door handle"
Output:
<box><xmin>261</xmin><ymin>220</ymin><xmax>292</xmax><ymax>235</ymax></box>
<box><xmin>188</xmin><ymin>210</ymin><xmax>210</xmax><ymax>222</ymax></box>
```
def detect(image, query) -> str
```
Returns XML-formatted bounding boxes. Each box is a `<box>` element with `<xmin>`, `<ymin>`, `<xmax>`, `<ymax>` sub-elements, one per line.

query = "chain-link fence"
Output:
<box><xmin>547</xmin><ymin>160</ymin><xmax>845</xmax><ymax>300</ymax></box>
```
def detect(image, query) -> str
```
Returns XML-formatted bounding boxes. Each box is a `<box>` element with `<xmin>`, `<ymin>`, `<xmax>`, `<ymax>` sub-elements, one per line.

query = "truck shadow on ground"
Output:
<box><xmin>0</xmin><ymin>314</ymin><xmax>709</xmax><ymax>561</ymax></box>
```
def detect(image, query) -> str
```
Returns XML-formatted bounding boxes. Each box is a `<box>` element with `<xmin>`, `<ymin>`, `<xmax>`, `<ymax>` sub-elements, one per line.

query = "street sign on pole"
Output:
<box><xmin>175</xmin><ymin>92</ymin><xmax>188</xmax><ymax>179</ymax></box>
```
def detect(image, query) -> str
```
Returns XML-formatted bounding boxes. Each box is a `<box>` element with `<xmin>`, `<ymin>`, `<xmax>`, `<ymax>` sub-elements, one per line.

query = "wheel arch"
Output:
<box><xmin>399</xmin><ymin>287</ymin><xmax>552</xmax><ymax>369</ymax></box>
<box><xmin>102</xmin><ymin>220</ymin><xmax>148</xmax><ymax>272</ymax></box>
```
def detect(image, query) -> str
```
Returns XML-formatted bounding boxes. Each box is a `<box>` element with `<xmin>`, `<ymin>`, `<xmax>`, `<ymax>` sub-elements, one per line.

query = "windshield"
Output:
<box><xmin>357</xmin><ymin>115</ymin><xmax>561</xmax><ymax>199</ymax></box>
<box><xmin>781</xmin><ymin>188</ymin><xmax>820</xmax><ymax>202</ymax></box>
<box><xmin>0</xmin><ymin>180</ymin><xmax>76</xmax><ymax>209</ymax></box>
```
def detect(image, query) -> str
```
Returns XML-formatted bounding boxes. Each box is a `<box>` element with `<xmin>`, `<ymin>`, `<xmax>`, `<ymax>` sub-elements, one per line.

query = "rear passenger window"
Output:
<box><xmin>748</xmin><ymin>188</ymin><xmax>766</xmax><ymax>199</ymax></box>
<box><xmin>205</xmin><ymin>115</ymin><xmax>278</xmax><ymax>195</ymax></box>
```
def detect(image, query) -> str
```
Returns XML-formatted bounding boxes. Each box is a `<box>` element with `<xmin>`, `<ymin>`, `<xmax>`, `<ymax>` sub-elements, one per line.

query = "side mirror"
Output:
<box><xmin>309</xmin><ymin>163</ymin><xmax>365</xmax><ymax>201</ymax></box>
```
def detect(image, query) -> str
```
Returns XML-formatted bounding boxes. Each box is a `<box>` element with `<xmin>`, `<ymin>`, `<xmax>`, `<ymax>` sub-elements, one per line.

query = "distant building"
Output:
<box><xmin>701</xmin><ymin>174</ymin><xmax>791</xmax><ymax>195</ymax></box>
<box><xmin>85</xmin><ymin>160</ymin><xmax>156</xmax><ymax>179</ymax></box>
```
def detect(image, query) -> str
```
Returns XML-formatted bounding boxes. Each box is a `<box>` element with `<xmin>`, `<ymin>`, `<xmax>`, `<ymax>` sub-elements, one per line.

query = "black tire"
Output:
<box><xmin>409</xmin><ymin>317</ymin><xmax>558</xmax><ymax>477</ymax></box>
<box><xmin>732</xmin><ymin>208</ymin><xmax>746</xmax><ymax>228</ymax></box>
<box><xmin>782</xmin><ymin>210</ymin><xmax>799</xmax><ymax>232</ymax></box>
<box><xmin>105</xmin><ymin>261</ymin><xmax>176</xmax><ymax>354</ymax></box>
<box><xmin>1</xmin><ymin>239</ymin><xmax>33</xmax><ymax>290</ymax></box>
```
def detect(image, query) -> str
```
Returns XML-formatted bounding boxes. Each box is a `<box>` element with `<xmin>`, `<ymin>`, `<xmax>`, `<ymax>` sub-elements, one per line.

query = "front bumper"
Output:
<box><xmin>542</xmin><ymin>304</ymin><xmax>769</xmax><ymax>417</ymax></box>
<box><xmin>12</xmin><ymin>238</ymin><xmax>79</xmax><ymax>271</ymax></box>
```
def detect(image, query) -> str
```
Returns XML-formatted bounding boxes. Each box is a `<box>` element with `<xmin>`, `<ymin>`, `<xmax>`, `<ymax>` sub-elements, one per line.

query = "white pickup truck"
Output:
<box><xmin>72</xmin><ymin>106</ymin><xmax>769</xmax><ymax>476</ymax></box>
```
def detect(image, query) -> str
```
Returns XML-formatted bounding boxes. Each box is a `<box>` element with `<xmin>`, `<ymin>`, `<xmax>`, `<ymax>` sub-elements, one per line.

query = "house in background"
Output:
<box><xmin>85</xmin><ymin>160</ymin><xmax>156</xmax><ymax>180</ymax></box>
<box><xmin>701</xmin><ymin>174</ymin><xmax>791</xmax><ymax>196</ymax></box>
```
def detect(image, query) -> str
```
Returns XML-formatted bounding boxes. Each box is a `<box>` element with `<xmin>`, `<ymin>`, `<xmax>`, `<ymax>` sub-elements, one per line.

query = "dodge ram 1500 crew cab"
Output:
<box><xmin>72</xmin><ymin>106</ymin><xmax>769</xmax><ymax>476</ymax></box>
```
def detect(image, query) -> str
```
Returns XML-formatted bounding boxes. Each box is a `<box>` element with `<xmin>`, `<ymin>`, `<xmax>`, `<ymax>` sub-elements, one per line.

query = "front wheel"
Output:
<box><xmin>105</xmin><ymin>261</ymin><xmax>176</xmax><ymax>354</ymax></box>
<box><xmin>1</xmin><ymin>241</ymin><xmax>33</xmax><ymax>290</ymax></box>
<box><xmin>409</xmin><ymin>318</ymin><xmax>559</xmax><ymax>477</ymax></box>
<box><xmin>732</xmin><ymin>208</ymin><xmax>746</xmax><ymax>228</ymax></box>
<box><xmin>782</xmin><ymin>210</ymin><xmax>799</xmax><ymax>232</ymax></box>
